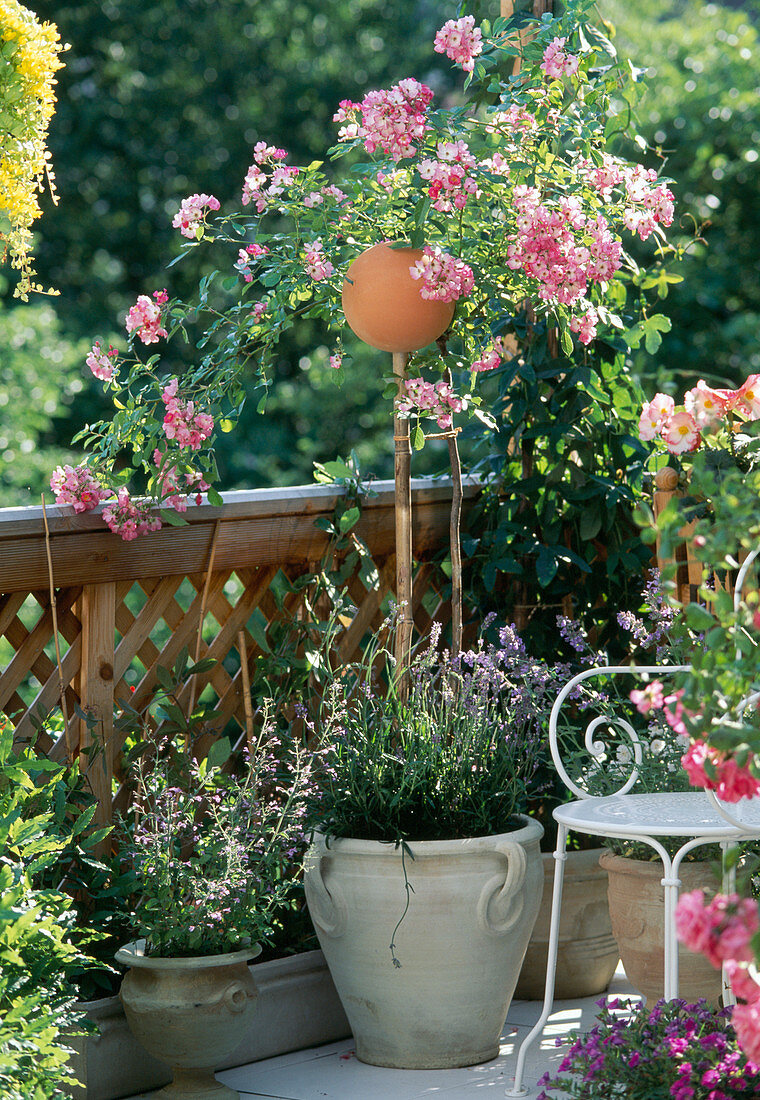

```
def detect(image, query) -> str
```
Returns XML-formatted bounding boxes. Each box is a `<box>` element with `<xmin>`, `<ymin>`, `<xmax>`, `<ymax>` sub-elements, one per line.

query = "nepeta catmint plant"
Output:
<box><xmin>538</xmin><ymin>997</ymin><xmax>760</xmax><ymax>1100</ymax></box>
<box><xmin>122</xmin><ymin>713</ymin><xmax>313</xmax><ymax>957</ymax></box>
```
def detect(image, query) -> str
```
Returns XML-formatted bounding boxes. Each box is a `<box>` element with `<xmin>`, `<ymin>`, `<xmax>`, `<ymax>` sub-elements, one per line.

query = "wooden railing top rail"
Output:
<box><xmin>0</xmin><ymin>476</ymin><xmax>480</xmax><ymax>593</ymax></box>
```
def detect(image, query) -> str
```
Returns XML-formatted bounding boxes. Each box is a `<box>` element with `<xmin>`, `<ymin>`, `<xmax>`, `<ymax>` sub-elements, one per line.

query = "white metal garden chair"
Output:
<box><xmin>506</xmin><ymin>549</ymin><xmax>760</xmax><ymax>1097</ymax></box>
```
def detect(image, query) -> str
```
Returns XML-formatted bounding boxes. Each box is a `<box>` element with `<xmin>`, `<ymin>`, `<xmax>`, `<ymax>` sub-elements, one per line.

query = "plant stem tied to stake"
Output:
<box><xmin>393</xmin><ymin>351</ymin><xmax>413</xmax><ymax>699</ymax></box>
<box><xmin>41</xmin><ymin>494</ymin><xmax>73</xmax><ymax>762</ymax></box>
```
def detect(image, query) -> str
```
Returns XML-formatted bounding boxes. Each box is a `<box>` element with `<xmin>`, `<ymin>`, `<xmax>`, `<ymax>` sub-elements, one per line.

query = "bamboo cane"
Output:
<box><xmin>41</xmin><ymin>495</ymin><xmax>73</xmax><ymax>761</ymax></box>
<box><xmin>392</xmin><ymin>351</ymin><xmax>413</xmax><ymax>697</ymax></box>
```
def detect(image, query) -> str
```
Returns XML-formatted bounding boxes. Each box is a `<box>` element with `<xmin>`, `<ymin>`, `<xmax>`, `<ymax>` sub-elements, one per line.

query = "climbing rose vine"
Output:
<box><xmin>54</xmin><ymin>0</ymin><xmax>678</xmax><ymax>539</ymax></box>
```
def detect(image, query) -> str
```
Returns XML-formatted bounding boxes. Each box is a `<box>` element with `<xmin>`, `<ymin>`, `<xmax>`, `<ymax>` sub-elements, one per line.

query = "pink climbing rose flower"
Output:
<box><xmin>303</xmin><ymin>239</ymin><xmax>334</xmax><ymax>282</ymax></box>
<box><xmin>662</xmin><ymin>409</ymin><xmax>701</xmax><ymax>454</ymax></box>
<box><xmin>86</xmin><ymin>341</ymin><xmax>118</xmax><ymax>382</ymax></box>
<box><xmin>172</xmin><ymin>193</ymin><xmax>220</xmax><ymax>239</ymax></box>
<box><xmin>682</xmin><ymin>739</ymin><xmax>760</xmax><ymax>803</ymax></box>
<box><xmin>397</xmin><ymin>376</ymin><xmax>467</xmax><ymax>431</ymax></box>
<box><xmin>50</xmin><ymin>464</ymin><xmax>110</xmax><ymax>513</ymax></box>
<box><xmin>675</xmin><ymin>889</ymin><xmax>759</xmax><ymax>969</ymax></box>
<box><xmin>161</xmin><ymin>379</ymin><xmax>214</xmax><ymax>450</ymax></box>
<box><xmin>409</xmin><ymin>245</ymin><xmax>474</xmax><ymax>303</ymax></box>
<box><xmin>334</xmin><ymin>78</ymin><xmax>433</xmax><ymax>162</ymax></box>
<box><xmin>433</xmin><ymin>16</ymin><xmax>483</xmax><ymax>74</ymax></box>
<box><xmin>102</xmin><ymin>487</ymin><xmax>162</xmax><ymax>541</ymax></box>
<box><xmin>125</xmin><ymin>291</ymin><xmax>169</xmax><ymax>345</ymax></box>
<box><xmin>541</xmin><ymin>37</ymin><xmax>580</xmax><ymax>80</ymax></box>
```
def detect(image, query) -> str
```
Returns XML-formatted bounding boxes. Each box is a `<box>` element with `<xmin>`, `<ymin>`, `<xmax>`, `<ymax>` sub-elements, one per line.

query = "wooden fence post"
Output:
<box><xmin>79</xmin><ymin>582</ymin><xmax>116</xmax><ymax>841</ymax></box>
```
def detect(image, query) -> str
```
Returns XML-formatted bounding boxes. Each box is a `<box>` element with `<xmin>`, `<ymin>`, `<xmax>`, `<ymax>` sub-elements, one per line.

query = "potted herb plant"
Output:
<box><xmin>114</xmin><ymin>709</ymin><xmax>314</xmax><ymax>1100</ymax></box>
<box><xmin>298</xmin><ymin>618</ymin><xmax>556</xmax><ymax>1069</ymax></box>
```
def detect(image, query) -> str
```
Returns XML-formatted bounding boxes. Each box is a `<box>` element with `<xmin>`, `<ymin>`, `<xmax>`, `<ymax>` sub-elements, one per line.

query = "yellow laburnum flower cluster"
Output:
<box><xmin>0</xmin><ymin>0</ymin><xmax>66</xmax><ymax>299</ymax></box>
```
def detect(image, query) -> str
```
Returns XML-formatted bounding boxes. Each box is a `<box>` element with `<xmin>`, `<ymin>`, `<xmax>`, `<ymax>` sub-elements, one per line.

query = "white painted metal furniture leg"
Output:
<box><xmin>659</xmin><ymin>850</ymin><xmax>679</xmax><ymax>1002</ymax></box>
<box><xmin>505</xmin><ymin>825</ymin><xmax>568</xmax><ymax>1098</ymax></box>
<box><xmin>721</xmin><ymin>841</ymin><xmax>737</xmax><ymax>1007</ymax></box>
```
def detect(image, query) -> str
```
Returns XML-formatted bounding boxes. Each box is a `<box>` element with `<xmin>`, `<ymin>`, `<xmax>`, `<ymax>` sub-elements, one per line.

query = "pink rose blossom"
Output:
<box><xmin>171</xmin><ymin>193</ymin><xmax>220</xmax><ymax>239</ymax></box>
<box><xmin>433</xmin><ymin>16</ymin><xmax>483</xmax><ymax>74</ymax></box>
<box><xmin>569</xmin><ymin>301</ymin><xmax>600</xmax><ymax>345</ymax></box>
<box><xmin>726</xmin><ymin>960</ymin><xmax>760</xmax><ymax>1005</ymax></box>
<box><xmin>409</xmin><ymin>245</ymin><xmax>474</xmax><ymax>303</ymax></box>
<box><xmin>418</xmin><ymin>142</ymin><xmax>479</xmax><ymax>213</ymax></box>
<box><xmin>334</xmin><ymin>79</ymin><xmax>433</xmax><ymax>162</ymax></box>
<box><xmin>506</xmin><ymin>188</ymin><xmax>621</xmax><ymax>309</ymax></box>
<box><xmin>541</xmin><ymin>37</ymin><xmax>580</xmax><ymax>80</ymax></box>
<box><xmin>684</xmin><ymin>380</ymin><xmax>728</xmax><ymax>427</ymax></box>
<box><xmin>50</xmin><ymin>464</ymin><xmax>110</xmax><ymax>513</ymax></box>
<box><xmin>638</xmin><ymin>393</ymin><xmax>675</xmax><ymax>441</ymax></box>
<box><xmin>102</xmin><ymin>487</ymin><xmax>162</xmax><ymax>541</ymax></box>
<box><xmin>125</xmin><ymin>291</ymin><xmax>169</xmax><ymax>345</ymax></box>
<box><xmin>630</xmin><ymin>680</ymin><xmax>665</xmax><ymax>715</ymax></box>
<box><xmin>242</xmin><ymin>145</ymin><xmax>297</xmax><ymax>211</ymax></box>
<box><xmin>675</xmin><ymin>889</ymin><xmax>759</xmax><ymax>969</ymax></box>
<box><xmin>161</xmin><ymin>379</ymin><xmax>214</xmax><ymax>450</ymax></box>
<box><xmin>682</xmin><ymin>739</ymin><xmax>760</xmax><ymax>803</ymax></box>
<box><xmin>736</xmin><ymin>374</ymin><xmax>760</xmax><ymax>419</ymax></box>
<box><xmin>397</xmin><ymin>376</ymin><xmax>467</xmax><ymax>431</ymax></box>
<box><xmin>303</xmin><ymin>239</ymin><xmax>334</xmax><ymax>282</ymax></box>
<box><xmin>733</xmin><ymin>1000</ymin><xmax>760</xmax><ymax>1063</ymax></box>
<box><xmin>662</xmin><ymin>409</ymin><xmax>701</xmax><ymax>454</ymax></box>
<box><xmin>471</xmin><ymin>339</ymin><xmax>507</xmax><ymax>373</ymax></box>
<box><xmin>86</xmin><ymin>341</ymin><xmax>118</xmax><ymax>382</ymax></box>
<box><xmin>235</xmin><ymin>242</ymin><xmax>269</xmax><ymax>283</ymax></box>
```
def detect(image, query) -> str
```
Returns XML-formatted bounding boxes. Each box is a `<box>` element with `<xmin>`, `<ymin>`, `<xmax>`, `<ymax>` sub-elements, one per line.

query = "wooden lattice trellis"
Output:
<box><xmin>0</xmin><ymin>478</ymin><xmax>477</xmax><ymax>830</ymax></box>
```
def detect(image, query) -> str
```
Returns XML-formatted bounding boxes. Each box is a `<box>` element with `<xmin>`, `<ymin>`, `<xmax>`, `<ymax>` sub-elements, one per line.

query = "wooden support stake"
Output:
<box><xmin>41</xmin><ymin>495</ymin><xmax>73</xmax><ymax>761</ymax></box>
<box><xmin>79</xmin><ymin>582</ymin><xmax>116</xmax><ymax>844</ymax></box>
<box><xmin>187</xmin><ymin>519</ymin><xmax>221</xmax><ymax>725</ymax></box>
<box><xmin>393</xmin><ymin>351</ymin><xmax>413</xmax><ymax>698</ymax></box>
<box><xmin>238</xmin><ymin>628</ymin><xmax>255</xmax><ymax>758</ymax></box>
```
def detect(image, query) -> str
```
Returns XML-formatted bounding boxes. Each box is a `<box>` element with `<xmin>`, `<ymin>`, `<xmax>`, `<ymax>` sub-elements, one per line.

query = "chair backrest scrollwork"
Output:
<box><xmin>548</xmin><ymin>664</ymin><xmax>691</xmax><ymax>801</ymax></box>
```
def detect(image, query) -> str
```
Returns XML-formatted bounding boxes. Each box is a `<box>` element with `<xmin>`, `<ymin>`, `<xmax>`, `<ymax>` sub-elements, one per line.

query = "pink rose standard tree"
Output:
<box><xmin>54</xmin><ymin>0</ymin><xmax>678</xmax><ymax>550</ymax></box>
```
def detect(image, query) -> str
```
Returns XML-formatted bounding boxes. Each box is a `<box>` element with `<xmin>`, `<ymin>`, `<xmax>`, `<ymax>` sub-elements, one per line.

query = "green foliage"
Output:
<box><xmin>0</xmin><ymin>717</ymin><xmax>89</xmax><ymax>1098</ymax></box>
<box><xmin>605</xmin><ymin>0</ymin><xmax>760</xmax><ymax>390</ymax></box>
<box><xmin>466</xmin><ymin>335</ymin><xmax>651</xmax><ymax>655</ymax></box>
<box><xmin>0</xmin><ymin>300</ymin><xmax>90</xmax><ymax>506</ymax></box>
<box><xmin>655</xmin><ymin>453</ymin><xmax>760</xmax><ymax>765</ymax></box>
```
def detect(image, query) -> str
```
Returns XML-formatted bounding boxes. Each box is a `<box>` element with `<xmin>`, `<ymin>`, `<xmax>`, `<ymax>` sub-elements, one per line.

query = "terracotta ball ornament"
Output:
<box><xmin>341</xmin><ymin>241</ymin><xmax>455</xmax><ymax>353</ymax></box>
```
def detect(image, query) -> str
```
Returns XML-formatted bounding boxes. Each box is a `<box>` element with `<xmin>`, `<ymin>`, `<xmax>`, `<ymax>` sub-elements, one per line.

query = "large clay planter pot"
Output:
<box><xmin>599</xmin><ymin>851</ymin><xmax>722</xmax><ymax>1004</ymax></box>
<box><xmin>515</xmin><ymin>847</ymin><xmax>619</xmax><ymax>1000</ymax></box>
<box><xmin>303</xmin><ymin>816</ymin><xmax>543</xmax><ymax>1069</ymax></box>
<box><xmin>341</xmin><ymin>241</ymin><xmax>455</xmax><ymax>352</ymax></box>
<box><xmin>115</xmin><ymin>940</ymin><xmax>261</xmax><ymax>1099</ymax></box>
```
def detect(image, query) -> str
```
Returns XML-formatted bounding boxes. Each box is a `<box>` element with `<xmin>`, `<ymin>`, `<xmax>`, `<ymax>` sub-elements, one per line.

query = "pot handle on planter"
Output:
<box><xmin>223</xmin><ymin>981</ymin><xmax>254</xmax><ymax>1014</ymax></box>
<box><xmin>476</xmin><ymin>841</ymin><xmax>528</xmax><ymax>937</ymax></box>
<box><xmin>304</xmin><ymin>851</ymin><xmax>348</xmax><ymax>939</ymax></box>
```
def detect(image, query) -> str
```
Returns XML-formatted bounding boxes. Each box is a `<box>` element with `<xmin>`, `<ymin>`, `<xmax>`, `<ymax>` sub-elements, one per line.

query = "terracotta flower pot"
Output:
<box><xmin>341</xmin><ymin>240</ymin><xmax>455</xmax><ymax>352</ymax></box>
<box><xmin>115</xmin><ymin>940</ymin><xmax>261</xmax><ymax>1099</ymax></box>
<box><xmin>304</xmin><ymin>816</ymin><xmax>543</xmax><ymax>1069</ymax></box>
<box><xmin>599</xmin><ymin>851</ymin><xmax>722</xmax><ymax>1005</ymax></box>
<box><xmin>515</xmin><ymin>847</ymin><xmax>619</xmax><ymax>1000</ymax></box>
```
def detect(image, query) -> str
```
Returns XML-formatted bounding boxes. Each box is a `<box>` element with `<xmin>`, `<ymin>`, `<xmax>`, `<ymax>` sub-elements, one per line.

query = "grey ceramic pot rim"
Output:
<box><xmin>115</xmin><ymin>939</ymin><xmax>262</xmax><ymax>970</ymax></box>
<box><xmin>311</xmin><ymin>813</ymin><xmax>543</xmax><ymax>857</ymax></box>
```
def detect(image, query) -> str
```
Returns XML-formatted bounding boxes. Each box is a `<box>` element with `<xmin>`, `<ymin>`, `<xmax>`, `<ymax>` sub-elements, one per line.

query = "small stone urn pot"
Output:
<box><xmin>115</xmin><ymin>940</ymin><xmax>261</xmax><ymax>1099</ymax></box>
